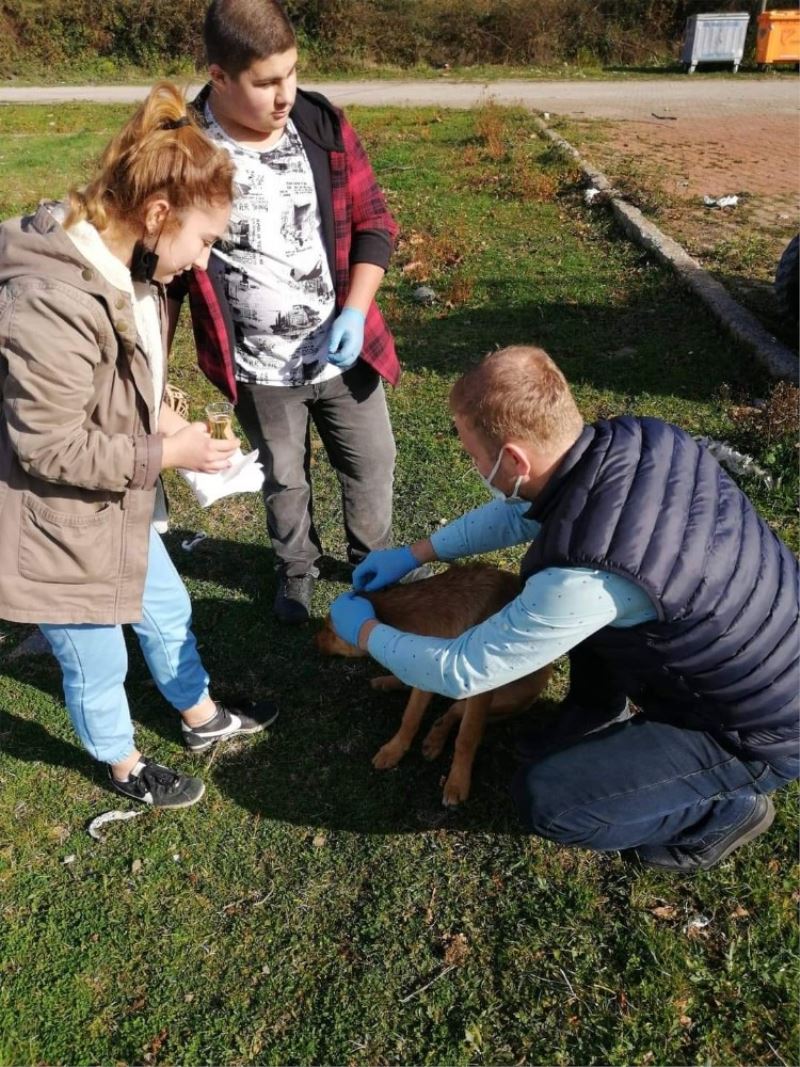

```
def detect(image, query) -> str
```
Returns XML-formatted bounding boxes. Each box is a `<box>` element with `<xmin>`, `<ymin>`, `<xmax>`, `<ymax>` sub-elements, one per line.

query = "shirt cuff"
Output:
<box><xmin>429</xmin><ymin>524</ymin><xmax>464</xmax><ymax>561</ymax></box>
<box><xmin>365</xmin><ymin>621</ymin><xmax>399</xmax><ymax>667</ymax></box>
<box><xmin>350</xmin><ymin>229</ymin><xmax>393</xmax><ymax>271</ymax></box>
<box><xmin>130</xmin><ymin>433</ymin><xmax>164</xmax><ymax>490</ymax></box>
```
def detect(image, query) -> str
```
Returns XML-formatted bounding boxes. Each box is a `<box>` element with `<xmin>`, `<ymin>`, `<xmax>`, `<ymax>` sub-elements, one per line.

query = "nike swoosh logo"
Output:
<box><xmin>187</xmin><ymin>714</ymin><xmax>242</xmax><ymax>737</ymax></box>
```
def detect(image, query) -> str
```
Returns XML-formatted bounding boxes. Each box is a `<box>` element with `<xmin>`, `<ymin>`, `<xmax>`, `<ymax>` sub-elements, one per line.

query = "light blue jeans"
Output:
<box><xmin>40</xmin><ymin>527</ymin><xmax>210</xmax><ymax>765</ymax></box>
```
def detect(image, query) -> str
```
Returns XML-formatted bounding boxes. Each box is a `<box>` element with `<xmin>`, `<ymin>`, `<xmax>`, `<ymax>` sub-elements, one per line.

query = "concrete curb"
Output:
<box><xmin>533</xmin><ymin>117</ymin><xmax>798</xmax><ymax>381</ymax></box>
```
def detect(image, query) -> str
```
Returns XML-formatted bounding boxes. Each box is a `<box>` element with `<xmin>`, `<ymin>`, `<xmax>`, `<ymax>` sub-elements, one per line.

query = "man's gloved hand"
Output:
<box><xmin>352</xmin><ymin>545</ymin><xmax>418</xmax><ymax>592</ymax></box>
<box><xmin>330</xmin><ymin>591</ymin><xmax>377</xmax><ymax>648</ymax></box>
<box><xmin>328</xmin><ymin>307</ymin><xmax>365</xmax><ymax>369</ymax></box>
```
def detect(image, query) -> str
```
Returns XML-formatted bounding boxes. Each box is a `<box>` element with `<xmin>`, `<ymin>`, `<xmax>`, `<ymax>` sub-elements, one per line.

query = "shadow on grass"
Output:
<box><xmin>0</xmin><ymin>585</ymin><xmax>555</xmax><ymax>835</ymax></box>
<box><xmin>705</xmin><ymin>269</ymin><xmax>799</xmax><ymax>354</ymax></box>
<box><xmin>386</xmin><ymin>295</ymin><xmax>768</xmax><ymax>400</ymax></box>
<box><xmin>600</xmin><ymin>63</ymin><xmax>786</xmax><ymax>77</ymax></box>
<box><xmin>212</xmin><ymin>686</ymin><xmax>560</xmax><ymax>835</ymax></box>
<box><xmin>0</xmin><ymin>706</ymin><xmax>98</xmax><ymax>780</ymax></box>
<box><xmin>602</xmin><ymin>63</ymin><xmax>688</xmax><ymax>76</ymax></box>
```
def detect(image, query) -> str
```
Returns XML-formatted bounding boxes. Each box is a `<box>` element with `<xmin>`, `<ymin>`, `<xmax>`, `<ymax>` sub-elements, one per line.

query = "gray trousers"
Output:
<box><xmin>235</xmin><ymin>362</ymin><xmax>396</xmax><ymax>578</ymax></box>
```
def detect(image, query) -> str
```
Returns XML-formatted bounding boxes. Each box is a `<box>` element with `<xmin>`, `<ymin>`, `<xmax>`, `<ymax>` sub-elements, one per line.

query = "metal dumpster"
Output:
<box><xmin>756</xmin><ymin>9</ymin><xmax>800</xmax><ymax>67</ymax></box>
<box><xmin>681</xmin><ymin>12</ymin><xmax>750</xmax><ymax>73</ymax></box>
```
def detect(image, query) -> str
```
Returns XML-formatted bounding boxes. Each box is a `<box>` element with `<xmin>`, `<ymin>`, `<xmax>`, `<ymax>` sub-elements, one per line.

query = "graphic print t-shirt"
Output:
<box><xmin>205</xmin><ymin>107</ymin><xmax>339</xmax><ymax>387</ymax></box>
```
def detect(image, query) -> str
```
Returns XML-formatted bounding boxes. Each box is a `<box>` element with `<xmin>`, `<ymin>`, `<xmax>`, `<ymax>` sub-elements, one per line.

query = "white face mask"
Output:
<box><xmin>478</xmin><ymin>448</ymin><xmax>525</xmax><ymax>504</ymax></box>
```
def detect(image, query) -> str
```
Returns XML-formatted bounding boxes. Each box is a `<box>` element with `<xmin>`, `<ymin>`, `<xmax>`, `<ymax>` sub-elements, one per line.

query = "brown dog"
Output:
<box><xmin>315</xmin><ymin>564</ymin><xmax>551</xmax><ymax>806</ymax></box>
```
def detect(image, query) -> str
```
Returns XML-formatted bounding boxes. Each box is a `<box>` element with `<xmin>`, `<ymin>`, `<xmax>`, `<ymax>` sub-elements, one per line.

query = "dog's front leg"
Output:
<box><xmin>442</xmin><ymin>692</ymin><xmax>493</xmax><ymax>806</ymax></box>
<box><xmin>372</xmin><ymin>687</ymin><xmax>434</xmax><ymax>769</ymax></box>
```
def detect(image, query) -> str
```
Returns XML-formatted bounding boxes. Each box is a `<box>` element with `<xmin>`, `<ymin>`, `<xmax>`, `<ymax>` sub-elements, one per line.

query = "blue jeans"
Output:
<box><xmin>40</xmin><ymin>527</ymin><xmax>210</xmax><ymax>765</ymax></box>
<box><xmin>512</xmin><ymin>715</ymin><xmax>799</xmax><ymax>851</ymax></box>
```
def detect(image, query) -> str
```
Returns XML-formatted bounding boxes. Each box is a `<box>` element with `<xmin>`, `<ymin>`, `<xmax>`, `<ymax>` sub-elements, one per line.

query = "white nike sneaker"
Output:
<box><xmin>182</xmin><ymin>700</ymin><xmax>279</xmax><ymax>754</ymax></box>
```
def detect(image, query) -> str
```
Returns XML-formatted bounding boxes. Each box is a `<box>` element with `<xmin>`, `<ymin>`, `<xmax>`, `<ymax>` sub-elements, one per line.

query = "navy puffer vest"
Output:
<box><xmin>520</xmin><ymin>417</ymin><xmax>799</xmax><ymax>761</ymax></box>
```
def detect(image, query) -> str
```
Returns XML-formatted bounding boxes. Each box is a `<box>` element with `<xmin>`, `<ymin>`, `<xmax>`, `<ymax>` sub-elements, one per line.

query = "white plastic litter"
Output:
<box><xmin>695</xmin><ymin>435</ymin><xmax>773</xmax><ymax>489</ymax></box>
<box><xmin>703</xmin><ymin>195</ymin><xmax>739</xmax><ymax>209</ymax></box>
<box><xmin>684</xmin><ymin>914</ymin><xmax>711</xmax><ymax>933</ymax></box>
<box><xmin>584</xmin><ymin>187</ymin><xmax>602</xmax><ymax>205</ymax></box>
<box><xmin>181</xmin><ymin>531</ymin><xmax>208</xmax><ymax>552</ymax></box>
<box><xmin>87</xmin><ymin>809</ymin><xmax>145</xmax><ymax>840</ymax></box>
<box><xmin>179</xmin><ymin>448</ymin><xmax>264</xmax><ymax>507</ymax></box>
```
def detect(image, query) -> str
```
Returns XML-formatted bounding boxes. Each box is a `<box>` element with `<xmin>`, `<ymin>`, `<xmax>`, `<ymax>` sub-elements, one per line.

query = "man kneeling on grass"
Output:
<box><xmin>330</xmin><ymin>345</ymin><xmax>799</xmax><ymax>871</ymax></box>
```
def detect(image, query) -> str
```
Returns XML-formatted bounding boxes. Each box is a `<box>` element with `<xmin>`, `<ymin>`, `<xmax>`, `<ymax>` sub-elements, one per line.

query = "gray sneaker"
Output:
<box><xmin>182</xmin><ymin>700</ymin><xmax>279</xmax><ymax>754</ymax></box>
<box><xmin>274</xmin><ymin>574</ymin><xmax>315</xmax><ymax>624</ymax></box>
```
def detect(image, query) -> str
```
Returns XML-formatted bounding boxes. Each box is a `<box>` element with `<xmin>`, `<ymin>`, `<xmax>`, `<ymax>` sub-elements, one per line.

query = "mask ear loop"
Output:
<box><xmin>130</xmin><ymin>213</ymin><xmax>168</xmax><ymax>283</ymax></box>
<box><xmin>484</xmin><ymin>449</ymin><xmax>504</xmax><ymax>488</ymax></box>
<box><xmin>508</xmin><ymin>473</ymin><xmax>525</xmax><ymax>501</ymax></box>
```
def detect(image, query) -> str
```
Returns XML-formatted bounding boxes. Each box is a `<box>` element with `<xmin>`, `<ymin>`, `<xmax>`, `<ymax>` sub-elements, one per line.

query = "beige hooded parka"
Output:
<box><xmin>0</xmin><ymin>204</ymin><xmax>165</xmax><ymax>624</ymax></box>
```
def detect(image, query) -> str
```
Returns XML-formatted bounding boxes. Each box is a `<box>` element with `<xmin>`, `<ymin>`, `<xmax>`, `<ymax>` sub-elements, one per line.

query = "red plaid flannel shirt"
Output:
<box><xmin>170</xmin><ymin>88</ymin><xmax>400</xmax><ymax>401</ymax></box>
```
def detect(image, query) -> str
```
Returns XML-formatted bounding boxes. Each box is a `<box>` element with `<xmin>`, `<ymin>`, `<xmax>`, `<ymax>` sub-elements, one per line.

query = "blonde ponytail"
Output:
<box><xmin>65</xmin><ymin>81</ymin><xmax>234</xmax><ymax>232</ymax></box>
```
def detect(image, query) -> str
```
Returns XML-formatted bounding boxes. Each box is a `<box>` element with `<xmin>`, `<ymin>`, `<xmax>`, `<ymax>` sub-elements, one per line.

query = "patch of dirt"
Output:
<box><xmin>567</xmin><ymin>111</ymin><xmax>799</xmax><ymax>346</ymax></box>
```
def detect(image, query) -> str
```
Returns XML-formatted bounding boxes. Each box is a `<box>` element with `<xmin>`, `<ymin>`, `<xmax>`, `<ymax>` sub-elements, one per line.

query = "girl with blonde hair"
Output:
<box><xmin>0</xmin><ymin>82</ymin><xmax>277</xmax><ymax>808</ymax></box>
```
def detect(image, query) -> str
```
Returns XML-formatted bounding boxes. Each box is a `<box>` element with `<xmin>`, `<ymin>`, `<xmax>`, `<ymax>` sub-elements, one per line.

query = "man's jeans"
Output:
<box><xmin>40</xmin><ymin>527</ymin><xmax>210</xmax><ymax>765</ymax></box>
<box><xmin>235</xmin><ymin>362</ymin><xmax>396</xmax><ymax>579</ymax></box>
<box><xmin>512</xmin><ymin>714</ymin><xmax>798</xmax><ymax>852</ymax></box>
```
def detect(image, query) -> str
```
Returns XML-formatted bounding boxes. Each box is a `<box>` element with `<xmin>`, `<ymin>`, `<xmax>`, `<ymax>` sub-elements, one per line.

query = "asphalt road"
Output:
<box><xmin>1</xmin><ymin>78</ymin><xmax>798</xmax><ymax>120</ymax></box>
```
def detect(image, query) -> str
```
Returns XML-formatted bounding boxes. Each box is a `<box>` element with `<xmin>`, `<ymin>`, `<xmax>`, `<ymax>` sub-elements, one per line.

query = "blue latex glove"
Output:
<box><xmin>353</xmin><ymin>545</ymin><xmax>418</xmax><ymax>592</ymax></box>
<box><xmin>330</xmin><ymin>591</ymin><xmax>376</xmax><ymax>648</ymax></box>
<box><xmin>328</xmin><ymin>307</ymin><xmax>365</xmax><ymax>368</ymax></box>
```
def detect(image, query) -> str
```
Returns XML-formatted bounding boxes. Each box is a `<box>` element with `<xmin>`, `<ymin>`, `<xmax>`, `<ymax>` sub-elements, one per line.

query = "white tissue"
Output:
<box><xmin>179</xmin><ymin>448</ymin><xmax>265</xmax><ymax>507</ymax></box>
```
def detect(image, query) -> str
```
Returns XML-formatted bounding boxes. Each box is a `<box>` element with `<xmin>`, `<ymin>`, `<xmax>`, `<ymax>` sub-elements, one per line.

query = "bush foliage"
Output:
<box><xmin>2</xmin><ymin>0</ymin><xmax>797</xmax><ymax>77</ymax></box>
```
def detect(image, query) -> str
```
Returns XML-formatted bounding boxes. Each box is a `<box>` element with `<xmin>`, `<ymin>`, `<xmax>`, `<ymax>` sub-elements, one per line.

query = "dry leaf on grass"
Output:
<box><xmin>442</xmin><ymin>932</ymin><xmax>470</xmax><ymax>967</ymax></box>
<box><xmin>650</xmin><ymin>904</ymin><xmax>677</xmax><ymax>920</ymax></box>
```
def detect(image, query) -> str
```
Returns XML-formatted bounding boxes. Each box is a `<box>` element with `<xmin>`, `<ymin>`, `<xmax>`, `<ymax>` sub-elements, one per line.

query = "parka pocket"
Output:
<box><xmin>19</xmin><ymin>493</ymin><xmax>118</xmax><ymax>584</ymax></box>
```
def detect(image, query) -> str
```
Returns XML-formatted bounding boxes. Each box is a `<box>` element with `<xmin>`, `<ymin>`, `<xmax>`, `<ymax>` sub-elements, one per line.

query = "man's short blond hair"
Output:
<box><xmin>449</xmin><ymin>345</ymin><xmax>583</xmax><ymax>451</ymax></box>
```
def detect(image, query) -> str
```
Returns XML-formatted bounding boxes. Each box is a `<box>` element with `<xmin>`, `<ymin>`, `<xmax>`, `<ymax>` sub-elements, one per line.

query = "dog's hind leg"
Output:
<box><xmin>421</xmin><ymin>700</ymin><xmax>465</xmax><ymax>761</ymax></box>
<box><xmin>372</xmin><ymin>687</ymin><xmax>435</xmax><ymax>770</ymax></box>
<box><xmin>442</xmin><ymin>692</ymin><xmax>493</xmax><ymax>806</ymax></box>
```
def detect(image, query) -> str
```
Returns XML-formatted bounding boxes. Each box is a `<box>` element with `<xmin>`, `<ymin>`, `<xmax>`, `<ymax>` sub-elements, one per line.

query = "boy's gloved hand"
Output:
<box><xmin>328</xmin><ymin>307</ymin><xmax>365</xmax><ymax>368</ymax></box>
<box><xmin>330</xmin><ymin>591</ymin><xmax>376</xmax><ymax>647</ymax></box>
<box><xmin>352</xmin><ymin>545</ymin><xmax>418</xmax><ymax>592</ymax></box>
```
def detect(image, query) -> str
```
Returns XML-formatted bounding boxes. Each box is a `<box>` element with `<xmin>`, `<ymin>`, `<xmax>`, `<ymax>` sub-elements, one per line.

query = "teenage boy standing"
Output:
<box><xmin>169</xmin><ymin>0</ymin><xmax>400</xmax><ymax>623</ymax></box>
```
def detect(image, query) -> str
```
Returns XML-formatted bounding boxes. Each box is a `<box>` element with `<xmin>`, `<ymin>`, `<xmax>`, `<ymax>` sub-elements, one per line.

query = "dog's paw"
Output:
<box><xmin>372</xmin><ymin>739</ymin><xmax>407</xmax><ymax>769</ymax></box>
<box><xmin>442</xmin><ymin>770</ymin><xmax>471</xmax><ymax>807</ymax></box>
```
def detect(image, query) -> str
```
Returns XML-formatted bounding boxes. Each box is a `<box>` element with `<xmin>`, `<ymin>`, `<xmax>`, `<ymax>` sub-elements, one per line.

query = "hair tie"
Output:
<box><xmin>160</xmin><ymin>116</ymin><xmax>191</xmax><ymax>131</ymax></box>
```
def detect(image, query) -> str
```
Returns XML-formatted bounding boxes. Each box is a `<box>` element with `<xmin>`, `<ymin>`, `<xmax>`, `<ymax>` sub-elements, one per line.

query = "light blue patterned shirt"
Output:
<box><xmin>366</xmin><ymin>499</ymin><xmax>656</xmax><ymax>699</ymax></box>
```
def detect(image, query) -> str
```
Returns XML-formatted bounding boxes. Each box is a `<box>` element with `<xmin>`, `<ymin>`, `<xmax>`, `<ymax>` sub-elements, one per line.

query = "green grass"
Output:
<box><xmin>3</xmin><ymin>58</ymin><xmax>798</xmax><ymax>86</ymax></box>
<box><xmin>0</xmin><ymin>103</ymin><xmax>797</xmax><ymax>1066</ymax></box>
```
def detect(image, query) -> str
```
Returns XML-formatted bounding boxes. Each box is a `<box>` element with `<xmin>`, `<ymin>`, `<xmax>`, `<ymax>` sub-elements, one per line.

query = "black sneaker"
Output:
<box><xmin>182</xmin><ymin>700</ymin><xmax>279</xmax><ymax>754</ymax></box>
<box><xmin>274</xmin><ymin>574</ymin><xmax>315</xmax><ymax>624</ymax></box>
<box><xmin>108</xmin><ymin>757</ymin><xmax>205</xmax><ymax>808</ymax></box>
<box><xmin>623</xmin><ymin>794</ymin><xmax>776</xmax><ymax>872</ymax></box>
